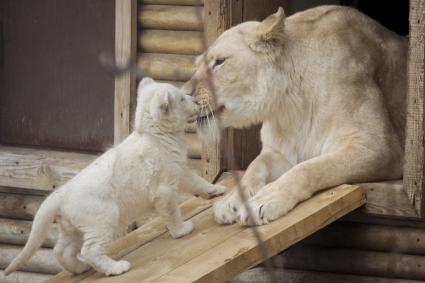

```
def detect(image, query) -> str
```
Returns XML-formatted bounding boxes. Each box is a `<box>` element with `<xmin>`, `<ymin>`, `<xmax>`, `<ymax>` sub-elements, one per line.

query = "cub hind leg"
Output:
<box><xmin>79</xmin><ymin>226</ymin><xmax>130</xmax><ymax>276</ymax></box>
<box><xmin>54</xmin><ymin>226</ymin><xmax>90</xmax><ymax>274</ymax></box>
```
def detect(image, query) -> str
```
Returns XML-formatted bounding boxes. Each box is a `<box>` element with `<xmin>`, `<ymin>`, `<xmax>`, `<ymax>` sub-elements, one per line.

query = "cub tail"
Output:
<box><xmin>4</xmin><ymin>190</ymin><xmax>63</xmax><ymax>276</ymax></box>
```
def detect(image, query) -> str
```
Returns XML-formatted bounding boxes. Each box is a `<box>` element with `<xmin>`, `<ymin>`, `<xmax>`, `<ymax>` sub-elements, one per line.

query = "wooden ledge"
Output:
<box><xmin>47</xmin><ymin>172</ymin><xmax>365</xmax><ymax>283</ymax></box>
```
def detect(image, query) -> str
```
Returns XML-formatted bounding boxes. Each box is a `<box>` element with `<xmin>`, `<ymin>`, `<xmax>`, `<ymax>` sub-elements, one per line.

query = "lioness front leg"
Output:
<box><xmin>179</xmin><ymin>168</ymin><xmax>226</xmax><ymax>199</ymax></box>
<box><xmin>236</xmin><ymin>145</ymin><xmax>402</xmax><ymax>226</ymax></box>
<box><xmin>213</xmin><ymin>148</ymin><xmax>292</xmax><ymax>224</ymax></box>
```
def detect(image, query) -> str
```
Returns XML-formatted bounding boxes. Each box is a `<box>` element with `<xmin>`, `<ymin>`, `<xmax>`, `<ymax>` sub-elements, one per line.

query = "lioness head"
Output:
<box><xmin>136</xmin><ymin>78</ymin><xmax>199</xmax><ymax>133</ymax></box>
<box><xmin>182</xmin><ymin>7</ymin><xmax>286</xmax><ymax>141</ymax></box>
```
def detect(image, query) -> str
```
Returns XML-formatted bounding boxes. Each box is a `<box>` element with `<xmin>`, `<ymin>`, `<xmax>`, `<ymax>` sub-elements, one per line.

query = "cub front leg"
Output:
<box><xmin>179</xmin><ymin>169</ymin><xmax>226</xmax><ymax>199</ymax></box>
<box><xmin>154</xmin><ymin>186</ymin><xmax>193</xmax><ymax>238</ymax></box>
<box><xmin>213</xmin><ymin>148</ymin><xmax>292</xmax><ymax>225</ymax></box>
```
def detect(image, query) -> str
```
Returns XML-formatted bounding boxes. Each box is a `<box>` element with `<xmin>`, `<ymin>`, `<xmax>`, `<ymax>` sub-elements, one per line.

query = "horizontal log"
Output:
<box><xmin>137</xmin><ymin>53</ymin><xmax>195</xmax><ymax>81</ymax></box>
<box><xmin>0</xmin><ymin>145</ymin><xmax>95</xmax><ymax>191</ymax></box>
<box><xmin>139</xmin><ymin>5</ymin><xmax>203</xmax><ymax>31</ymax></box>
<box><xmin>303</xmin><ymin>222</ymin><xmax>425</xmax><ymax>255</ymax></box>
<box><xmin>0</xmin><ymin>193</ymin><xmax>45</xmax><ymax>220</ymax></box>
<box><xmin>185</xmin><ymin>133</ymin><xmax>202</xmax><ymax>159</ymax></box>
<box><xmin>0</xmin><ymin>218</ymin><xmax>57</xmax><ymax>248</ymax></box>
<box><xmin>1</xmin><ymin>270</ymin><xmax>53</xmax><ymax>283</ymax></box>
<box><xmin>139</xmin><ymin>30</ymin><xmax>204</xmax><ymax>55</ymax></box>
<box><xmin>278</xmin><ymin>245</ymin><xmax>425</xmax><ymax>281</ymax></box>
<box><xmin>140</xmin><ymin>0</ymin><xmax>203</xmax><ymax>5</ymax></box>
<box><xmin>231</xmin><ymin>268</ymin><xmax>425</xmax><ymax>283</ymax></box>
<box><xmin>0</xmin><ymin>244</ymin><xmax>61</xmax><ymax>274</ymax></box>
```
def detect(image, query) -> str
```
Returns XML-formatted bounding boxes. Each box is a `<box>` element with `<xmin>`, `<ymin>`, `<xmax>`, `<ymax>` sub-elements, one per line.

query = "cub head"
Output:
<box><xmin>182</xmin><ymin>7</ymin><xmax>286</xmax><ymax>142</ymax></box>
<box><xmin>135</xmin><ymin>78</ymin><xmax>199</xmax><ymax>133</ymax></box>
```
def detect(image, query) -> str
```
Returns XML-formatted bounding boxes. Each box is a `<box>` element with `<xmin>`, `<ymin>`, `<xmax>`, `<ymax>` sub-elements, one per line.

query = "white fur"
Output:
<box><xmin>184</xmin><ymin>6</ymin><xmax>405</xmax><ymax>226</ymax></box>
<box><xmin>4</xmin><ymin>78</ymin><xmax>225</xmax><ymax>276</ymax></box>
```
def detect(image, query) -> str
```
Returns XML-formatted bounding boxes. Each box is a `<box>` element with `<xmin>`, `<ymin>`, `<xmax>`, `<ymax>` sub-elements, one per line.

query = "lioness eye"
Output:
<box><xmin>212</xmin><ymin>58</ymin><xmax>226</xmax><ymax>69</ymax></box>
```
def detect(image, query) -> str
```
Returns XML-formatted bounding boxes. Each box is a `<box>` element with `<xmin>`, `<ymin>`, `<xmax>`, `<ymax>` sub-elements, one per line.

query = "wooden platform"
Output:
<box><xmin>46</xmin><ymin>173</ymin><xmax>365</xmax><ymax>283</ymax></box>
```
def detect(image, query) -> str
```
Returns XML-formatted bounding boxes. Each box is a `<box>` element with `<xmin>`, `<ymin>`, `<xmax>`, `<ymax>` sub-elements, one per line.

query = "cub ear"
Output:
<box><xmin>250</xmin><ymin>7</ymin><xmax>286</xmax><ymax>53</ymax></box>
<box><xmin>137</xmin><ymin>77</ymin><xmax>154</xmax><ymax>93</ymax></box>
<box><xmin>159</xmin><ymin>92</ymin><xmax>173</xmax><ymax>114</ymax></box>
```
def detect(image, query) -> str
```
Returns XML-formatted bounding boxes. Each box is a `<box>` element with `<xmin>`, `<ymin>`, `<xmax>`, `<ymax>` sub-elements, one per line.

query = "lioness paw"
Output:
<box><xmin>212</xmin><ymin>195</ymin><xmax>239</xmax><ymax>224</ymax></box>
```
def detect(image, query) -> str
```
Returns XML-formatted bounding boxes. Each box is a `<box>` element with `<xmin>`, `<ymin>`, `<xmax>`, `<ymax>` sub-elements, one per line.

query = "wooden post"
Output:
<box><xmin>114</xmin><ymin>0</ymin><xmax>137</xmax><ymax>144</ymax></box>
<box><xmin>403</xmin><ymin>0</ymin><xmax>425</xmax><ymax>217</ymax></box>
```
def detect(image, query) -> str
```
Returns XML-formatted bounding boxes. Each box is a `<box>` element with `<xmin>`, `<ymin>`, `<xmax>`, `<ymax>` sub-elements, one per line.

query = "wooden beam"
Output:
<box><xmin>1</xmin><ymin>270</ymin><xmax>53</xmax><ymax>283</ymax></box>
<box><xmin>279</xmin><ymin>245</ymin><xmax>425</xmax><ymax>281</ymax></box>
<box><xmin>47</xmin><ymin>173</ymin><xmax>364</xmax><ymax>283</ymax></box>
<box><xmin>302</xmin><ymin>222</ymin><xmax>425</xmax><ymax>255</ymax></box>
<box><xmin>138</xmin><ymin>5</ymin><xmax>204</xmax><ymax>31</ymax></box>
<box><xmin>232</xmin><ymin>268</ymin><xmax>425</xmax><ymax>283</ymax></box>
<box><xmin>139</xmin><ymin>30</ymin><xmax>203</xmax><ymax>55</ymax></box>
<box><xmin>137</xmin><ymin>53</ymin><xmax>195</xmax><ymax>81</ymax></box>
<box><xmin>114</xmin><ymin>0</ymin><xmax>137</xmax><ymax>143</ymax></box>
<box><xmin>0</xmin><ymin>192</ymin><xmax>45</xmax><ymax>220</ymax></box>
<box><xmin>140</xmin><ymin>0</ymin><xmax>203</xmax><ymax>5</ymax></box>
<box><xmin>0</xmin><ymin>245</ymin><xmax>61</xmax><ymax>274</ymax></box>
<box><xmin>0</xmin><ymin>218</ymin><xmax>57</xmax><ymax>248</ymax></box>
<box><xmin>403</xmin><ymin>0</ymin><xmax>425</xmax><ymax>217</ymax></box>
<box><xmin>0</xmin><ymin>146</ymin><xmax>96</xmax><ymax>191</ymax></box>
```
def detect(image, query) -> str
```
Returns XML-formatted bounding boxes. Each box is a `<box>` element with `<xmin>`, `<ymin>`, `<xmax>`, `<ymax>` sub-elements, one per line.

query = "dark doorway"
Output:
<box><xmin>0</xmin><ymin>0</ymin><xmax>115</xmax><ymax>152</ymax></box>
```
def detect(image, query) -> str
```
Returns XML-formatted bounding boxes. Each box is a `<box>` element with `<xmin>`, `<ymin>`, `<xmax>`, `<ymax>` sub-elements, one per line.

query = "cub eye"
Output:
<box><xmin>180</xmin><ymin>98</ymin><xmax>184</xmax><ymax>102</ymax></box>
<box><xmin>212</xmin><ymin>58</ymin><xmax>226</xmax><ymax>69</ymax></box>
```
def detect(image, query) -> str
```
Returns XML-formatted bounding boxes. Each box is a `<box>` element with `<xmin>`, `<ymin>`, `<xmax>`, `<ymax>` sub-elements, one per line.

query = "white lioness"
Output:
<box><xmin>5</xmin><ymin>78</ymin><xmax>225</xmax><ymax>276</ymax></box>
<box><xmin>184</xmin><ymin>6</ymin><xmax>406</xmax><ymax>226</ymax></box>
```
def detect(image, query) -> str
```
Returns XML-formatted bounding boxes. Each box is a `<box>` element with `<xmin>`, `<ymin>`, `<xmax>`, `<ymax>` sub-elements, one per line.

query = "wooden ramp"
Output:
<box><xmin>47</xmin><ymin>173</ymin><xmax>365</xmax><ymax>283</ymax></box>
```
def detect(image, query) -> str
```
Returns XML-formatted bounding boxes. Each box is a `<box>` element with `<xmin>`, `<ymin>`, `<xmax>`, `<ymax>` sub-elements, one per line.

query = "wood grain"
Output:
<box><xmin>137</xmin><ymin>53</ymin><xmax>196</xmax><ymax>81</ymax></box>
<box><xmin>0</xmin><ymin>245</ymin><xmax>61</xmax><ymax>274</ymax></box>
<box><xmin>0</xmin><ymin>193</ymin><xmax>45</xmax><ymax>220</ymax></box>
<box><xmin>114</xmin><ymin>0</ymin><xmax>137</xmax><ymax>143</ymax></box>
<box><xmin>140</xmin><ymin>0</ymin><xmax>203</xmax><ymax>5</ymax></box>
<box><xmin>50</xmin><ymin>175</ymin><xmax>364</xmax><ymax>283</ymax></box>
<box><xmin>139</xmin><ymin>30</ymin><xmax>203</xmax><ymax>55</ymax></box>
<box><xmin>0</xmin><ymin>146</ymin><xmax>96</xmax><ymax>191</ymax></box>
<box><xmin>0</xmin><ymin>218</ymin><xmax>57</xmax><ymax>248</ymax></box>
<box><xmin>0</xmin><ymin>270</ymin><xmax>53</xmax><ymax>283</ymax></box>
<box><xmin>403</xmin><ymin>0</ymin><xmax>425</xmax><ymax>217</ymax></box>
<box><xmin>138</xmin><ymin>5</ymin><xmax>203</xmax><ymax>31</ymax></box>
<box><xmin>280</xmin><ymin>245</ymin><xmax>425</xmax><ymax>281</ymax></box>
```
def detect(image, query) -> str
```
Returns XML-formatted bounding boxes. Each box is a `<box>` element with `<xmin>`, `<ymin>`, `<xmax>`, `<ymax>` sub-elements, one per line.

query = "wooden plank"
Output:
<box><xmin>302</xmin><ymin>222</ymin><xmax>425</xmax><ymax>255</ymax></box>
<box><xmin>358</xmin><ymin>181</ymin><xmax>418</xmax><ymax>217</ymax></box>
<box><xmin>279</xmin><ymin>245</ymin><xmax>425</xmax><ymax>281</ymax></box>
<box><xmin>0</xmin><ymin>245</ymin><xmax>61</xmax><ymax>274</ymax></box>
<box><xmin>46</xmin><ymin>173</ymin><xmax>236</xmax><ymax>283</ymax></box>
<box><xmin>153</xmin><ymin>185</ymin><xmax>364</xmax><ymax>283</ymax></box>
<box><xmin>200</xmin><ymin>0</ymin><xmax>227</xmax><ymax>181</ymax></box>
<box><xmin>0</xmin><ymin>218</ymin><xmax>57</xmax><ymax>248</ymax></box>
<box><xmin>114</xmin><ymin>0</ymin><xmax>137</xmax><ymax>143</ymax></box>
<box><xmin>0</xmin><ymin>193</ymin><xmax>45</xmax><ymax>220</ymax></box>
<box><xmin>403</xmin><ymin>0</ymin><xmax>425</xmax><ymax>217</ymax></box>
<box><xmin>137</xmin><ymin>53</ymin><xmax>195</xmax><ymax>81</ymax></box>
<box><xmin>231</xmin><ymin>268</ymin><xmax>425</xmax><ymax>283</ymax></box>
<box><xmin>139</xmin><ymin>30</ymin><xmax>203</xmax><ymax>55</ymax></box>
<box><xmin>0</xmin><ymin>270</ymin><xmax>53</xmax><ymax>283</ymax></box>
<box><xmin>140</xmin><ymin>0</ymin><xmax>203</xmax><ymax>5</ymax></box>
<box><xmin>0</xmin><ymin>146</ymin><xmax>96</xmax><ymax>191</ymax></box>
<box><xmin>57</xmin><ymin>182</ymin><xmax>364</xmax><ymax>282</ymax></box>
<box><xmin>138</xmin><ymin>5</ymin><xmax>203</xmax><ymax>31</ymax></box>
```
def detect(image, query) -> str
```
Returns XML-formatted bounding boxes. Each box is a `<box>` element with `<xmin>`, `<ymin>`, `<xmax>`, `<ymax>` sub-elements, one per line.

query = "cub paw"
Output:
<box><xmin>213</xmin><ymin>196</ymin><xmax>239</xmax><ymax>224</ymax></box>
<box><xmin>206</xmin><ymin>184</ymin><xmax>227</xmax><ymax>198</ymax></box>
<box><xmin>104</xmin><ymin>260</ymin><xmax>131</xmax><ymax>276</ymax></box>
<box><xmin>170</xmin><ymin>220</ymin><xmax>194</xmax><ymax>239</ymax></box>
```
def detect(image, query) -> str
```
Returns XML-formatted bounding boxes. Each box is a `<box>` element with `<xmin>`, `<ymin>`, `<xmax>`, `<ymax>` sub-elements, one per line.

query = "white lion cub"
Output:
<box><xmin>4</xmin><ymin>78</ymin><xmax>226</xmax><ymax>277</ymax></box>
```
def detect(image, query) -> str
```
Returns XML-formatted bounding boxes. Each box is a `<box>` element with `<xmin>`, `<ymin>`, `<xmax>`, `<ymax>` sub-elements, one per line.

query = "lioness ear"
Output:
<box><xmin>250</xmin><ymin>7</ymin><xmax>286</xmax><ymax>53</ymax></box>
<box><xmin>138</xmin><ymin>77</ymin><xmax>154</xmax><ymax>94</ymax></box>
<box><xmin>160</xmin><ymin>92</ymin><xmax>172</xmax><ymax>114</ymax></box>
